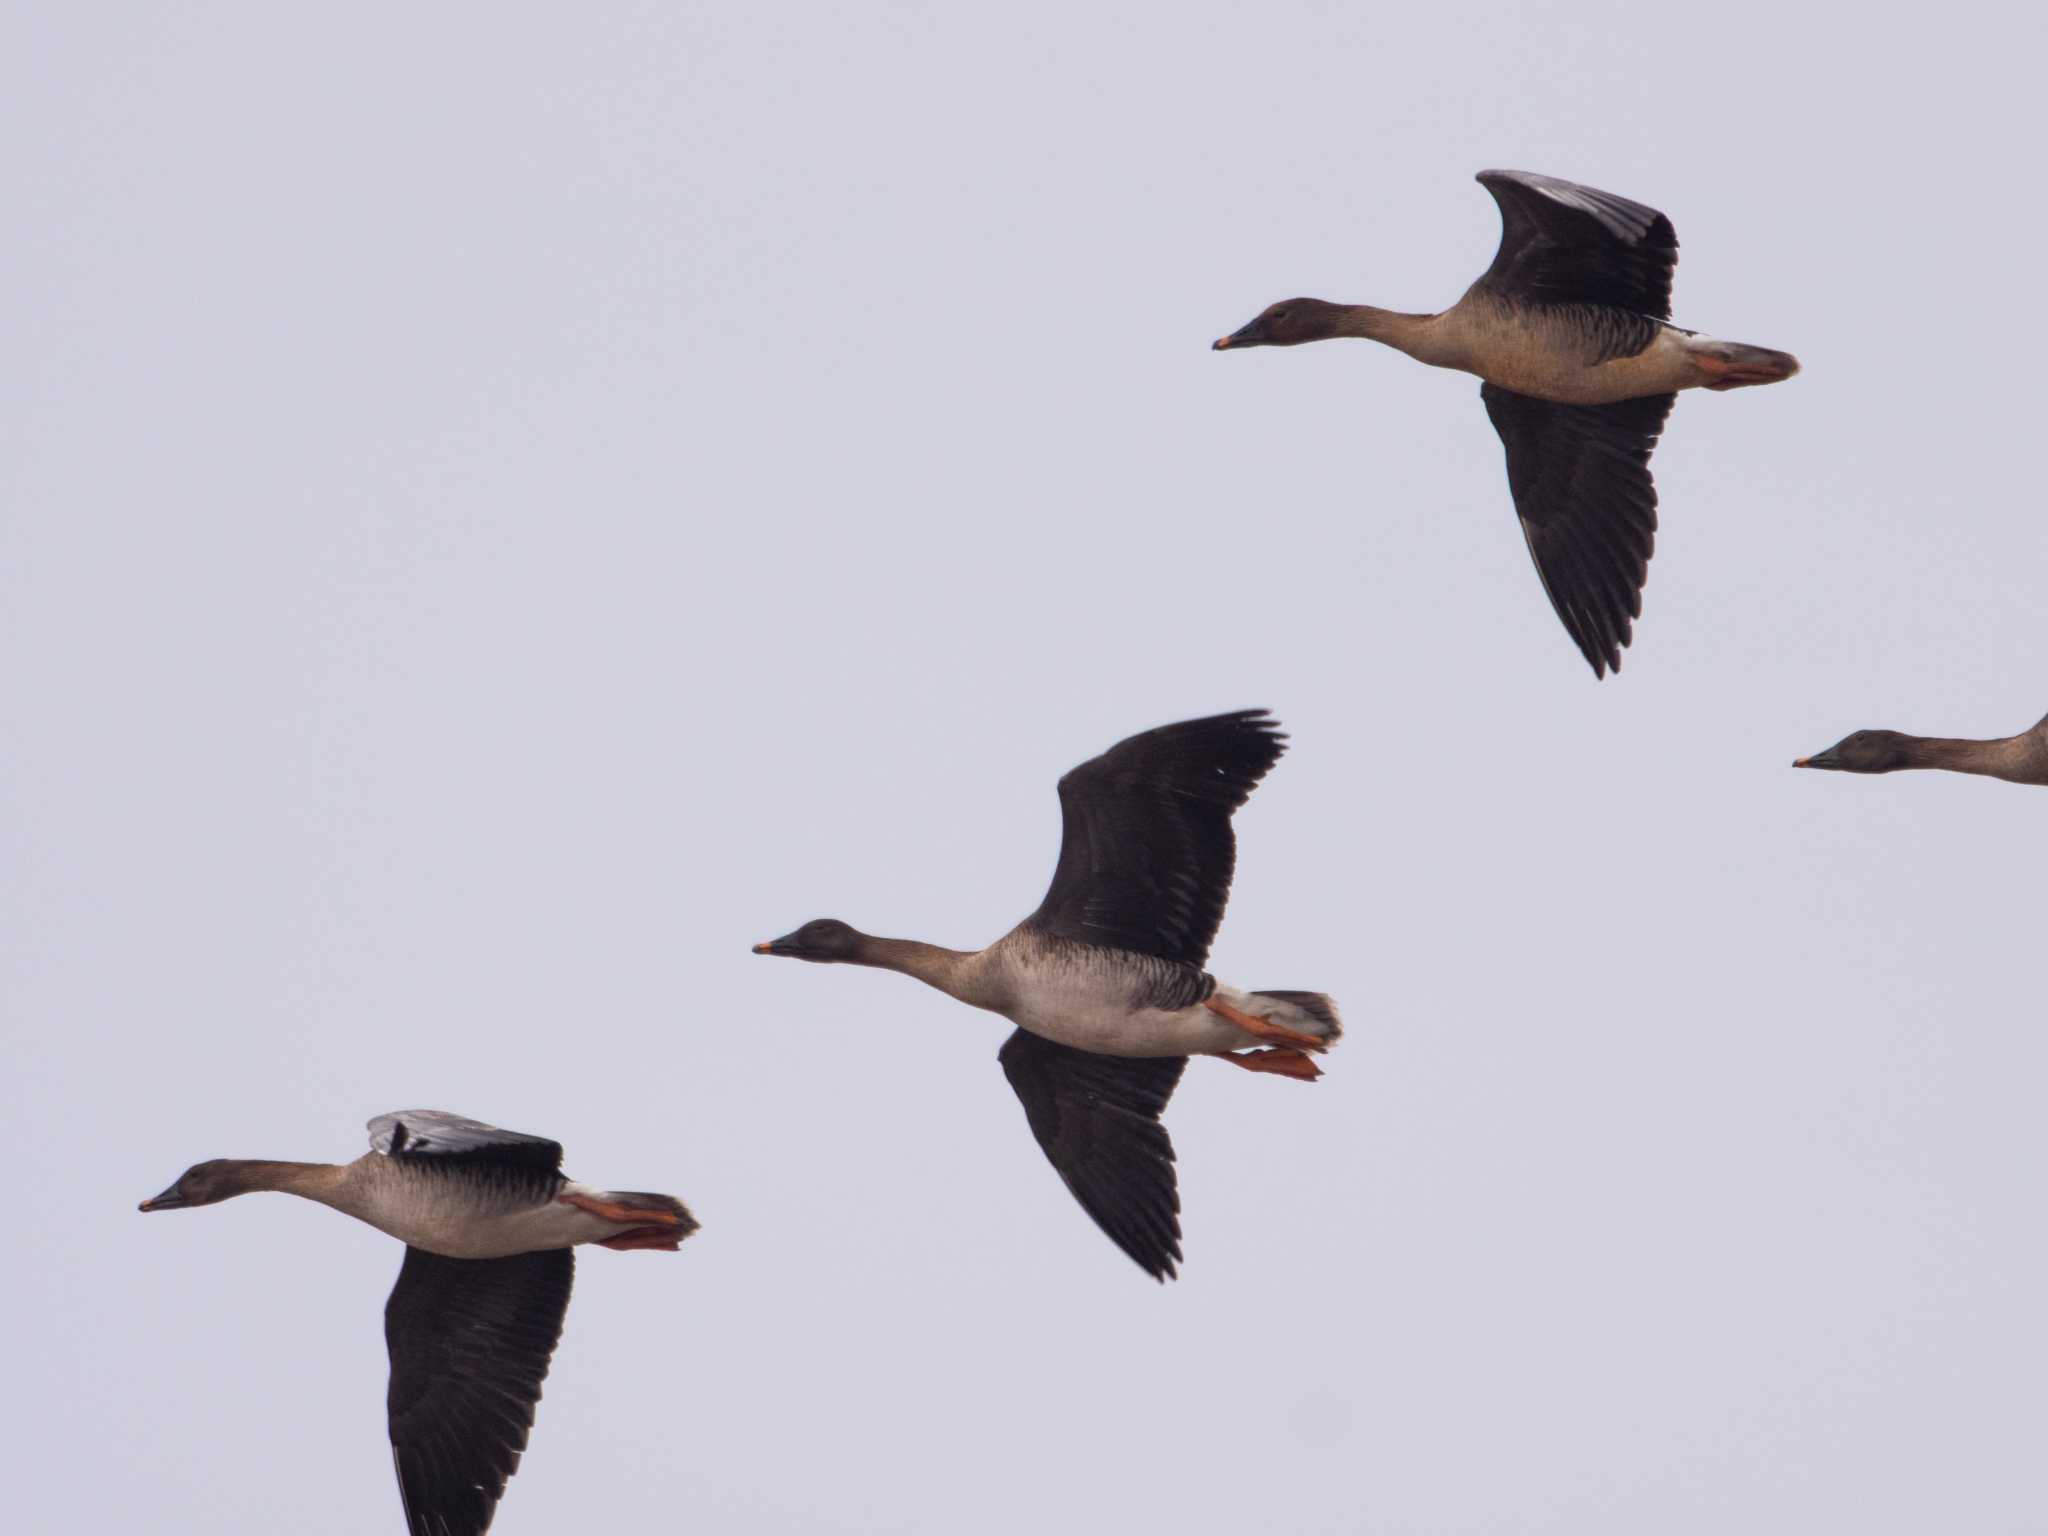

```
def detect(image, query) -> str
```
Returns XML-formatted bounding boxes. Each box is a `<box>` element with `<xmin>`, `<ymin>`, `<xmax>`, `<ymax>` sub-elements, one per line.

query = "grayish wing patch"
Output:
<box><xmin>369</xmin><ymin>1111</ymin><xmax>564</xmax><ymax>1173</ymax></box>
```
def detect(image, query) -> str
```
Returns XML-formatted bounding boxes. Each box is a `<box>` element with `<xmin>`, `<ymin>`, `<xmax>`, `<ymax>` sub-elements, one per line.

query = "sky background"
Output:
<box><xmin>5</xmin><ymin>4</ymin><xmax>2046</xmax><ymax>1533</ymax></box>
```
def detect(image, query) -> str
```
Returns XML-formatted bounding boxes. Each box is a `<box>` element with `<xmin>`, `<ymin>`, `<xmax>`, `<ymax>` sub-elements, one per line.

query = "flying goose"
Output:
<box><xmin>1794</xmin><ymin>710</ymin><xmax>2048</xmax><ymax>785</ymax></box>
<box><xmin>139</xmin><ymin>1110</ymin><xmax>696</xmax><ymax>1536</ymax></box>
<box><xmin>1214</xmin><ymin>168</ymin><xmax>1800</xmax><ymax>678</ymax></box>
<box><xmin>754</xmin><ymin>709</ymin><xmax>1340</xmax><ymax>1281</ymax></box>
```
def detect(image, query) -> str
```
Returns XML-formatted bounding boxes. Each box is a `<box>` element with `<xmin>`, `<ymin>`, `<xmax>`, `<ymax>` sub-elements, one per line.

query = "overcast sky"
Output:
<box><xmin>6</xmin><ymin>4</ymin><xmax>2046</xmax><ymax>1533</ymax></box>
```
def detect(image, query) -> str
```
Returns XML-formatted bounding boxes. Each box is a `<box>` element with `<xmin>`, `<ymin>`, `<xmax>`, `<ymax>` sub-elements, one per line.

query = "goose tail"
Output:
<box><xmin>1249</xmin><ymin>990</ymin><xmax>1343</xmax><ymax>1047</ymax></box>
<box><xmin>1690</xmin><ymin>338</ymin><xmax>1800</xmax><ymax>391</ymax></box>
<box><xmin>591</xmin><ymin>1191</ymin><xmax>700</xmax><ymax>1251</ymax></box>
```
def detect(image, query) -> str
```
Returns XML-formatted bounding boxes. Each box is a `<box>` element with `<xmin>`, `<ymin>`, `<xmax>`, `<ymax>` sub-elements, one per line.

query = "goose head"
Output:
<box><xmin>1214</xmin><ymin>297</ymin><xmax>1347</xmax><ymax>350</ymax></box>
<box><xmin>1793</xmin><ymin>730</ymin><xmax>1908</xmax><ymax>773</ymax></box>
<box><xmin>139</xmin><ymin>1159</ymin><xmax>243</xmax><ymax>1212</ymax></box>
<box><xmin>753</xmin><ymin>918</ymin><xmax>865</xmax><ymax>963</ymax></box>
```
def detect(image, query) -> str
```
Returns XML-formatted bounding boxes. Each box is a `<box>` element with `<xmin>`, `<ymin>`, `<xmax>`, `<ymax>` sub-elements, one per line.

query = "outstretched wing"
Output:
<box><xmin>1474</xmin><ymin>169</ymin><xmax>1678</xmax><ymax>320</ymax></box>
<box><xmin>998</xmin><ymin>1029</ymin><xmax>1188</xmax><ymax>1281</ymax></box>
<box><xmin>1026</xmin><ymin>710</ymin><xmax>1286</xmax><ymax>967</ymax></box>
<box><xmin>369</xmin><ymin>1111</ymin><xmax>564</xmax><ymax>1175</ymax></box>
<box><xmin>1482</xmin><ymin>384</ymin><xmax>1677</xmax><ymax>679</ymax></box>
<box><xmin>385</xmin><ymin>1246</ymin><xmax>574</xmax><ymax>1536</ymax></box>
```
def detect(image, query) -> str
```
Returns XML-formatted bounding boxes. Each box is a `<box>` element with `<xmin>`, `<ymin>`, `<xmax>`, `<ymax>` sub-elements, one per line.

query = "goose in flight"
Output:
<box><xmin>1214</xmin><ymin>169</ymin><xmax>1800</xmax><ymax>677</ymax></box>
<box><xmin>754</xmin><ymin>709</ymin><xmax>1340</xmax><ymax>1281</ymax></box>
<box><xmin>139</xmin><ymin>1110</ymin><xmax>696</xmax><ymax>1536</ymax></box>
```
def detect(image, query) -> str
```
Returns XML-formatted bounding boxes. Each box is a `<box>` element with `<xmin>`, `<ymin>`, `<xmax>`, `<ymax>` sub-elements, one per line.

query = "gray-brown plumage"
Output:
<box><xmin>1794</xmin><ymin>711</ymin><xmax>2048</xmax><ymax>785</ymax></box>
<box><xmin>1214</xmin><ymin>169</ymin><xmax>1800</xmax><ymax>677</ymax></box>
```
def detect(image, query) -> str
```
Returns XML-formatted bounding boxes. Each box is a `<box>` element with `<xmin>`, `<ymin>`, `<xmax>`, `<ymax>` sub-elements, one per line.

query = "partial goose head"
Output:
<box><xmin>141</xmin><ymin>1110</ymin><xmax>696</xmax><ymax>1536</ymax></box>
<box><xmin>753</xmin><ymin>918</ymin><xmax>864</xmax><ymax>963</ymax></box>
<box><xmin>756</xmin><ymin>710</ymin><xmax>1341</xmax><ymax>1282</ymax></box>
<box><xmin>1794</xmin><ymin>712</ymin><xmax>2048</xmax><ymax>785</ymax></box>
<box><xmin>1214</xmin><ymin>169</ymin><xmax>1800</xmax><ymax>679</ymax></box>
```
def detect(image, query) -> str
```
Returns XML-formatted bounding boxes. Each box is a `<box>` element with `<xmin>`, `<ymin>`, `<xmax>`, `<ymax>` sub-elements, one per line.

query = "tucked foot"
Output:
<box><xmin>597</xmin><ymin>1226</ymin><xmax>685</xmax><ymax>1252</ymax></box>
<box><xmin>1204</xmin><ymin>995</ymin><xmax>1329</xmax><ymax>1052</ymax></box>
<box><xmin>1703</xmin><ymin>370</ymin><xmax>1783</xmax><ymax>392</ymax></box>
<box><xmin>1218</xmin><ymin>1048</ymin><xmax>1323</xmax><ymax>1082</ymax></box>
<box><xmin>559</xmin><ymin>1191</ymin><xmax>686</xmax><ymax>1227</ymax></box>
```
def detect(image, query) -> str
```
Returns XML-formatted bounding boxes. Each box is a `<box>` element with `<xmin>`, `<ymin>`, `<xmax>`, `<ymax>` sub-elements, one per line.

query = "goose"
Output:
<box><xmin>1794</xmin><ymin>710</ymin><xmax>2048</xmax><ymax>785</ymax></box>
<box><xmin>139</xmin><ymin>1110</ymin><xmax>696</xmax><ymax>1536</ymax></box>
<box><xmin>1213</xmin><ymin>169</ymin><xmax>1800</xmax><ymax>678</ymax></box>
<box><xmin>753</xmin><ymin>709</ymin><xmax>1339</xmax><ymax>1281</ymax></box>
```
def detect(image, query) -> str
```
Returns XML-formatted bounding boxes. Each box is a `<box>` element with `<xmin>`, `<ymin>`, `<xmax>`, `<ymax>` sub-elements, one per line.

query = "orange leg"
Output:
<box><xmin>597</xmin><ymin>1226</ymin><xmax>685</xmax><ymax>1252</ymax></box>
<box><xmin>1203</xmin><ymin>995</ymin><xmax>1328</xmax><ymax>1052</ymax></box>
<box><xmin>1218</xmin><ymin>1048</ymin><xmax>1323</xmax><ymax>1082</ymax></box>
<box><xmin>559</xmin><ymin>1192</ymin><xmax>684</xmax><ymax>1227</ymax></box>
<box><xmin>1693</xmin><ymin>353</ymin><xmax>1792</xmax><ymax>392</ymax></box>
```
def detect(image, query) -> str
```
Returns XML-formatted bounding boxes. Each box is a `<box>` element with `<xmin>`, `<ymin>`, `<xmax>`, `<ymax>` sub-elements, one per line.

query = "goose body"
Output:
<box><xmin>1794</xmin><ymin>712</ymin><xmax>2048</xmax><ymax>786</ymax></box>
<box><xmin>977</xmin><ymin>928</ymin><xmax>1306</xmax><ymax>1058</ymax></box>
<box><xmin>1420</xmin><ymin>289</ymin><xmax>1706</xmax><ymax>403</ymax></box>
<box><xmin>1215</xmin><ymin>169</ymin><xmax>1800</xmax><ymax>677</ymax></box>
<box><xmin>322</xmin><ymin>1153</ymin><xmax>665</xmax><ymax>1260</ymax></box>
<box><xmin>756</xmin><ymin>710</ymin><xmax>1341</xmax><ymax>1280</ymax></box>
<box><xmin>140</xmin><ymin>1110</ymin><xmax>696</xmax><ymax>1536</ymax></box>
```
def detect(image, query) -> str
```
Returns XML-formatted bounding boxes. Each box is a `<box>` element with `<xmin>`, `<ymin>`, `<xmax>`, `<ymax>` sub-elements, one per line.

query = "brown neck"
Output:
<box><xmin>851</xmin><ymin>935</ymin><xmax>990</xmax><ymax>1005</ymax></box>
<box><xmin>1897</xmin><ymin>735</ymin><xmax>2042</xmax><ymax>783</ymax></box>
<box><xmin>1332</xmin><ymin>304</ymin><xmax>1445</xmax><ymax>360</ymax></box>
<box><xmin>219</xmin><ymin>1159</ymin><xmax>351</xmax><ymax>1204</ymax></box>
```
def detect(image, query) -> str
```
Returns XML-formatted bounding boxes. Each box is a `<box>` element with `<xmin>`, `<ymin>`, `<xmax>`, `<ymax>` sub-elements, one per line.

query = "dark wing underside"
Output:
<box><xmin>998</xmin><ymin>1029</ymin><xmax>1188</xmax><ymax>1281</ymax></box>
<box><xmin>1026</xmin><ymin>710</ymin><xmax>1286</xmax><ymax>967</ymax></box>
<box><xmin>1474</xmin><ymin>169</ymin><xmax>1677</xmax><ymax>320</ymax></box>
<box><xmin>1482</xmin><ymin>384</ymin><xmax>1677</xmax><ymax>678</ymax></box>
<box><xmin>386</xmin><ymin>1246</ymin><xmax>575</xmax><ymax>1536</ymax></box>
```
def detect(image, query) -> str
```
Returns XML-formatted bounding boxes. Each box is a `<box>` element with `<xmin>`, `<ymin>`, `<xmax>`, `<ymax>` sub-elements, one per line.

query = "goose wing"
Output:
<box><xmin>385</xmin><ymin>1245</ymin><xmax>574</xmax><ymax>1536</ymax></box>
<box><xmin>998</xmin><ymin>1029</ymin><xmax>1187</xmax><ymax>1281</ymax></box>
<box><xmin>1025</xmin><ymin>709</ymin><xmax>1286</xmax><ymax>967</ymax></box>
<box><xmin>1482</xmin><ymin>383</ymin><xmax>1677</xmax><ymax>678</ymax></box>
<box><xmin>369</xmin><ymin>1110</ymin><xmax>564</xmax><ymax>1174</ymax></box>
<box><xmin>1474</xmin><ymin>169</ymin><xmax>1677</xmax><ymax>320</ymax></box>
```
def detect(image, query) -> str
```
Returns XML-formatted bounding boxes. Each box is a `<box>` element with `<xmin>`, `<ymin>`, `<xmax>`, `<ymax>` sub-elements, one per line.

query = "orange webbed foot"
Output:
<box><xmin>559</xmin><ymin>1192</ymin><xmax>685</xmax><ymax>1226</ymax></box>
<box><xmin>1218</xmin><ymin>1048</ymin><xmax>1323</xmax><ymax>1082</ymax></box>
<box><xmin>1203</xmin><ymin>995</ymin><xmax>1328</xmax><ymax>1052</ymax></box>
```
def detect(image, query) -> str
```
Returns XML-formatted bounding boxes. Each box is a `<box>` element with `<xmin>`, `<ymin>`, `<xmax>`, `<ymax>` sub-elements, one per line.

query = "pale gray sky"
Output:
<box><xmin>5</xmin><ymin>4</ymin><xmax>2046</xmax><ymax>1533</ymax></box>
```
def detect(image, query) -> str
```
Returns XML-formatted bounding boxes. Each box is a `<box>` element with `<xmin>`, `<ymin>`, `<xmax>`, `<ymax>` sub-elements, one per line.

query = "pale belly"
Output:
<box><xmin>355</xmin><ymin>1178</ymin><xmax>623</xmax><ymax>1259</ymax></box>
<box><xmin>1004</xmin><ymin>979</ymin><xmax>1265</xmax><ymax>1058</ymax></box>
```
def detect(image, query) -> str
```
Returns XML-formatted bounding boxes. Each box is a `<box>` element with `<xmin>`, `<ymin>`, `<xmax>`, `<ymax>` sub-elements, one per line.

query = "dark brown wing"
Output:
<box><xmin>1026</xmin><ymin>710</ymin><xmax>1286</xmax><ymax>967</ymax></box>
<box><xmin>385</xmin><ymin>1246</ymin><xmax>574</xmax><ymax>1536</ymax></box>
<box><xmin>1474</xmin><ymin>170</ymin><xmax>1677</xmax><ymax>320</ymax></box>
<box><xmin>1482</xmin><ymin>384</ymin><xmax>1676</xmax><ymax>678</ymax></box>
<box><xmin>998</xmin><ymin>1029</ymin><xmax>1188</xmax><ymax>1281</ymax></box>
